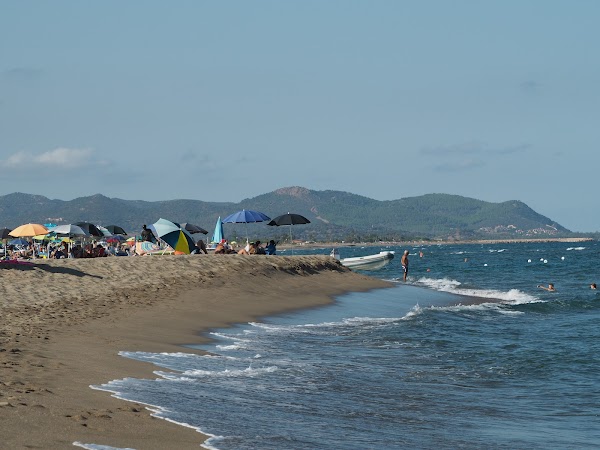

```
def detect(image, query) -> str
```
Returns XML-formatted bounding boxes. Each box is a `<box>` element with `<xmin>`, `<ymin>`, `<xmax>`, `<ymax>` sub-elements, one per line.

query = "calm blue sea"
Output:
<box><xmin>90</xmin><ymin>241</ymin><xmax>600</xmax><ymax>449</ymax></box>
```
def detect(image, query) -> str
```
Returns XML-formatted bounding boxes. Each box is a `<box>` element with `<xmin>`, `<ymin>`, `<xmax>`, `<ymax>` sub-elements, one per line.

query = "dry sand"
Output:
<box><xmin>0</xmin><ymin>255</ymin><xmax>391</xmax><ymax>449</ymax></box>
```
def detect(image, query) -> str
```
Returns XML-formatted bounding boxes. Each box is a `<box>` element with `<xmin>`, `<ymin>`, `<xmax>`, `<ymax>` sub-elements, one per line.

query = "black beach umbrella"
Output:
<box><xmin>181</xmin><ymin>223</ymin><xmax>209</xmax><ymax>235</ymax></box>
<box><xmin>0</xmin><ymin>228</ymin><xmax>13</xmax><ymax>239</ymax></box>
<box><xmin>267</xmin><ymin>213</ymin><xmax>311</xmax><ymax>254</ymax></box>
<box><xmin>105</xmin><ymin>225</ymin><xmax>127</xmax><ymax>235</ymax></box>
<box><xmin>74</xmin><ymin>222</ymin><xmax>103</xmax><ymax>237</ymax></box>
<box><xmin>267</xmin><ymin>213</ymin><xmax>311</xmax><ymax>227</ymax></box>
<box><xmin>0</xmin><ymin>228</ymin><xmax>12</xmax><ymax>259</ymax></box>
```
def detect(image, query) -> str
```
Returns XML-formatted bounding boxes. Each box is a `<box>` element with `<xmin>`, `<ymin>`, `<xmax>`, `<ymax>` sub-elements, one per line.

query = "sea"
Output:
<box><xmin>79</xmin><ymin>241</ymin><xmax>600</xmax><ymax>450</ymax></box>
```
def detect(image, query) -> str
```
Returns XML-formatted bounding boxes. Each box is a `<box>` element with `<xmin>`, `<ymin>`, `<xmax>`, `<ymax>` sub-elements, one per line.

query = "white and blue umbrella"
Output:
<box><xmin>151</xmin><ymin>218</ymin><xmax>196</xmax><ymax>254</ymax></box>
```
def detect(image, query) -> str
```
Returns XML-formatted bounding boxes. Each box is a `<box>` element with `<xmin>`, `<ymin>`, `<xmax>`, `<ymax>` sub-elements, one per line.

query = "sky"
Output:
<box><xmin>1</xmin><ymin>1</ymin><xmax>599</xmax><ymax>231</ymax></box>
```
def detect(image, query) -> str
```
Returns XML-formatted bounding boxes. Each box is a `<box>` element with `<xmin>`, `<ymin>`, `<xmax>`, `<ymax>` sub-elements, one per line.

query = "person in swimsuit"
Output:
<box><xmin>401</xmin><ymin>250</ymin><xmax>409</xmax><ymax>282</ymax></box>
<box><xmin>538</xmin><ymin>283</ymin><xmax>555</xmax><ymax>291</ymax></box>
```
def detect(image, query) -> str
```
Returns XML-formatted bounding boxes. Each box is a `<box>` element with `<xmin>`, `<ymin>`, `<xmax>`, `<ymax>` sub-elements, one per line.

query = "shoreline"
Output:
<box><xmin>277</xmin><ymin>237</ymin><xmax>595</xmax><ymax>253</ymax></box>
<box><xmin>284</xmin><ymin>236</ymin><xmax>594</xmax><ymax>250</ymax></box>
<box><xmin>0</xmin><ymin>255</ymin><xmax>391</xmax><ymax>449</ymax></box>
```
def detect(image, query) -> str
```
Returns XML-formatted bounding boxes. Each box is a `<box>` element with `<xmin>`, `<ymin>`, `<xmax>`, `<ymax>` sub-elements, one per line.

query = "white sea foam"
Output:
<box><xmin>155</xmin><ymin>365</ymin><xmax>278</xmax><ymax>381</ymax></box>
<box><xmin>567</xmin><ymin>247</ymin><xmax>586</xmax><ymax>251</ymax></box>
<box><xmin>210</xmin><ymin>331</ymin><xmax>252</xmax><ymax>342</ymax></box>
<box><xmin>402</xmin><ymin>304</ymin><xmax>423</xmax><ymax>319</ymax></box>
<box><xmin>118</xmin><ymin>351</ymin><xmax>204</xmax><ymax>361</ymax></box>
<box><xmin>416</xmin><ymin>277</ymin><xmax>538</xmax><ymax>304</ymax></box>
<box><xmin>249</xmin><ymin>316</ymin><xmax>405</xmax><ymax>333</ymax></box>
<box><xmin>73</xmin><ymin>443</ymin><xmax>135</xmax><ymax>450</ymax></box>
<box><xmin>215</xmin><ymin>344</ymin><xmax>244</xmax><ymax>351</ymax></box>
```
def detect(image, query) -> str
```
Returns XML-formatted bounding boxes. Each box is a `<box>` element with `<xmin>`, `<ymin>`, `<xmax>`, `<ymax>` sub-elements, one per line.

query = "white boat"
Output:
<box><xmin>331</xmin><ymin>249</ymin><xmax>395</xmax><ymax>270</ymax></box>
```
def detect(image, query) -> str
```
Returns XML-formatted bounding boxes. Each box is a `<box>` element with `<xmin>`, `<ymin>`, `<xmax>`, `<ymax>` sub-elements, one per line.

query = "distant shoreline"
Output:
<box><xmin>283</xmin><ymin>237</ymin><xmax>595</xmax><ymax>250</ymax></box>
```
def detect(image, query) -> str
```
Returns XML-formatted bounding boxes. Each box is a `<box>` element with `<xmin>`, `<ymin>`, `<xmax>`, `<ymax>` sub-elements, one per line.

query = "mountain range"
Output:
<box><xmin>0</xmin><ymin>187</ymin><xmax>571</xmax><ymax>242</ymax></box>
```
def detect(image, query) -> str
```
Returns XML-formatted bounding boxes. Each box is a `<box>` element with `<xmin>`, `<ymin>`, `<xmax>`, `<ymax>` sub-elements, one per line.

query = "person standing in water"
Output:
<box><xmin>401</xmin><ymin>250</ymin><xmax>409</xmax><ymax>282</ymax></box>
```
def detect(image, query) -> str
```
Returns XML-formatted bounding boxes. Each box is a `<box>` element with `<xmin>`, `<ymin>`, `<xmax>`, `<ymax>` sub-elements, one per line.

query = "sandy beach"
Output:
<box><xmin>0</xmin><ymin>255</ymin><xmax>391</xmax><ymax>449</ymax></box>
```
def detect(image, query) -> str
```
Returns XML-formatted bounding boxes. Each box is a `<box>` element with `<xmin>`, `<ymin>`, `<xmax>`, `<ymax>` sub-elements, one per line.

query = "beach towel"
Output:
<box><xmin>135</xmin><ymin>241</ymin><xmax>174</xmax><ymax>255</ymax></box>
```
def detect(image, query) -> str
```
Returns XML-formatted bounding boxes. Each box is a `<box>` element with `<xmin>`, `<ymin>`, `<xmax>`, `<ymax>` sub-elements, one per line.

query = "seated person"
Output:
<box><xmin>254</xmin><ymin>240</ymin><xmax>266</xmax><ymax>255</ymax></box>
<box><xmin>265</xmin><ymin>240</ymin><xmax>277</xmax><ymax>255</ymax></box>
<box><xmin>192</xmin><ymin>239</ymin><xmax>208</xmax><ymax>254</ymax></box>
<box><xmin>52</xmin><ymin>248</ymin><xmax>65</xmax><ymax>259</ymax></box>
<box><xmin>95</xmin><ymin>244</ymin><xmax>106</xmax><ymax>257</ymax></box>
<box><xmin>215</xmin><ymin>239</ymin><xmax>232</xmax><ymax>254</ymax></box>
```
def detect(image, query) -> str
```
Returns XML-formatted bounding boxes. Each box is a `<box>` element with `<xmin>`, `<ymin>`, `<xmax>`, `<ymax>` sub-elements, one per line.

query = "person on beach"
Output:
<box><xmin>265</xmin><ymin>240</ymin><xmax>277</xmax><ymax>255</ymax></box>
<box><xmin>193</xmin><ymin>239</ymin><xmax>208</xmax><ymax>254</ymax></box>
<box><xmin>141</xmin><ymin>224</ymin><xmax>155</xmax><ymax>242</ymax></box>
<box><xmin>401</xmin><ymin>250</ymin><xmax>409</xmax><ymax>281</ymax></box>
<box><xmin>538</xmin><ymin>283</ymin><xmax>555</xmax><ymax>291</ymax></box>
<box><xmin>215</xmin><ymin>239</ymin><xmax>235</xmax><ymax>254</ymax></box>
<box><xmin>254</xmin><ymin>240</ymin><xmax>266</xmax><ymax>255</ymax></box>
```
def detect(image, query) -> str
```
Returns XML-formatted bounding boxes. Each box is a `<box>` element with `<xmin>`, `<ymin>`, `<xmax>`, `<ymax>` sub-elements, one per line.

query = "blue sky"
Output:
<box><xmin>1</xmin><ymin>1</ymin><xmax>598</xmax><ymax>231</ymax></box>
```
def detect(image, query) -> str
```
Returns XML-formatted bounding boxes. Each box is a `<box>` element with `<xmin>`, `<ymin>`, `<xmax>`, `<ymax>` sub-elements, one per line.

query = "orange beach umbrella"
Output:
<box><xmin>9</xmin><ymin>223</ymin><xmax>49</xmax><ymax>238</ymax></box>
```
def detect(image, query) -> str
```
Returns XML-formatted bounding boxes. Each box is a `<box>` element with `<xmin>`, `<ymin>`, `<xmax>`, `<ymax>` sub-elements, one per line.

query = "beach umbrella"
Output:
<box><xmin>105</xmin><ymin>225</ymin><xmax>127</xmax><ymax>235</ymax></box>
<box><xmin>267</xmin><ymin>213</ymin><xmax>311</xmax><ymax>255</ymax></box>
<box><xmin>223</xmin><ymin>209</ymin><xmax>271</xmax><ymax>224</ymax></box>
<box><xmin>106</xmin><ymin>235</ymin><xmax>126</xmax><ymax>243</ymax></box>
<box><xmin>9</xmin><ymin>223</ymin><xmax>49</xmax><ymax>237</ymax></box>
<box><xmin>267</xmin><ymin>213</ymin><xmax>311</xmax><ymax>227</ymax></box>
<box><xmin>0</xmin><ymin>228</ymin><xmax>12</xmax><ymax>259</ymax></box>
<box><xmin>9</xmin><ymin>238</ymin><xmax>29</xmax><ymax>246</ymax></box>
<box><xmin>222</xmin><ymin>209</ymin><xmax>271</xmax><ymax>242</ymax></box>
<box><xmin>74</xmin><ymin>222</ymin><xmax>103</xmax><ymax>237</ymax></box>
<box><xmin>151</xmin><ymin>218</ymin><xmax>196</xmax><ymax>254</ymax></box>
<box><xmin>96</xmin><ymin>226</ymin><xmax>113</xmax><ymax>237</ymax></box>
<box><xmin>181</xmin><ymin>223</ymin><xmax>209</xmax><ymax>235</ymax></box>
<box><xmin>211</xmin><ymin>217</ymin><xmax>224</xmax><ymax>245</ymax></box>
<box><xmin>52</xmin><ymin>224</ymin><xmax>89</xmax><ymax>236</ymax></box>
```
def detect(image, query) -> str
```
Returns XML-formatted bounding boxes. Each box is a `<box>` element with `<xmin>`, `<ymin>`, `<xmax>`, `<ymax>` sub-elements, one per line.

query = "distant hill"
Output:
<box><xmin>0</xmin><ymin>187</ymin><xmax>571</xmax><ymax>242</ymax></box>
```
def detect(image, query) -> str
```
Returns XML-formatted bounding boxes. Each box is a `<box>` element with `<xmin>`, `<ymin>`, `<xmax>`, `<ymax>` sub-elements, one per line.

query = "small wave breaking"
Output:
<box><xmin>416</xmin><ymin>277</ymin><xmax>538</xmax><ymax>304</ymax></box>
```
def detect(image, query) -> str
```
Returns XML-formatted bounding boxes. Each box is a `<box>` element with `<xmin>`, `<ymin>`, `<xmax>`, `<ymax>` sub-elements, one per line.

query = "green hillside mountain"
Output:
<box><xmin>0</xmin><ymin>187</ymin><xmax>570</xmax><ymax>242</ymax></box>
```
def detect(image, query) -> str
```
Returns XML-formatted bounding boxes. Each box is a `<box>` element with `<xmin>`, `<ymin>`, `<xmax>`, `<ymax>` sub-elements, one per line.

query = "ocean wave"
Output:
<box><xmin>155</xmin><ymin>365</ymin><xmax>278</xmax><ymax>381</ymax></box>
<box><xmin>416</xmin><ymin>277</ymin><xmax>539</xmax><ymax>304</ymax></box>
<box><xmin>566</xmin><ymin>247</ymin><xmax>586</xmax><ymax>251</ymax></box>
<box><xmin>249</xmin><ymin>316</ymin><xmax>406</xmax><ymax>333</ymax></box>
<box><xmin>73</xmin><ymin>443</ymin><xmax>136</xmax><ymax>450</ymax></box>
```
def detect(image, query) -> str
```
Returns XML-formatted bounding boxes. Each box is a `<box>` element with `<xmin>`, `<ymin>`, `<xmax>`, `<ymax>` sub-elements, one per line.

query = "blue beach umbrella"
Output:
<box><xmin>222</xmin><ymin>209</ymin><xmax>271</xmax><ymax>242</ymax></box>
<box><xmin>211</xmin><ymin>217</ymin><xmax>224</xmax><ymax>245</ymax></box>
<box><xmin>151</xmin><ymin>218</ymin><xmax>196</xmax><ymax>254</ymax></box>
<box><xmin>223</xmin><ymin>209</ymin><xmax>271</xmax><ymax>224</ymax></box>
<box><xmin>9</xmin><ymin>238</ymin><xmax>29</xmax><ymax>246</ymax></box>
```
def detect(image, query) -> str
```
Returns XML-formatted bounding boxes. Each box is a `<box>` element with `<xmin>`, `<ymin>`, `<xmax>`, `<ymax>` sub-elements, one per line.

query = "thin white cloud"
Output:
<box><xmin>421</xmin><ymin>142</ymin><xmax>529</xmax><ymax>156</ymax></box>
<box><xmin>1</xmin><ymin>67</ymin><xmax>43</xmax><ymax>83</ymax></box>
<box><xmin>4</xmin><ymin>147</ymin><xmax>103</xmax><ymax>170</ymax></box>
<box><xmin>433</xmin><ymin>158</ymin><xmax>485</xmax><ymax>172</ymax></box>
